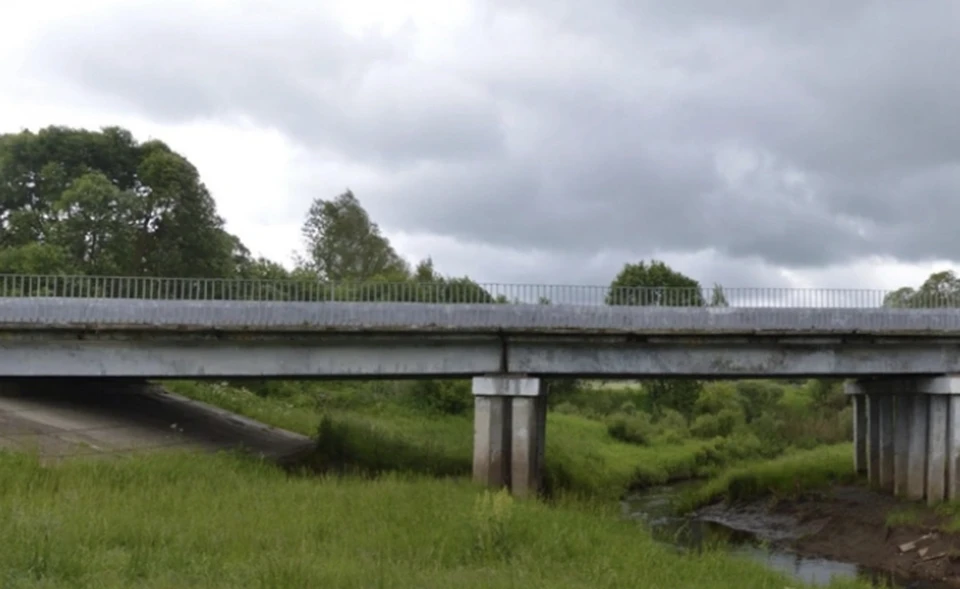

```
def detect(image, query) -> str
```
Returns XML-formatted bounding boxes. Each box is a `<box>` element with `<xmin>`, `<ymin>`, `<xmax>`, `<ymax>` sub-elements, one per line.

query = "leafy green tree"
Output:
<box><xmin>606</xmin><ymin>259</ymin><xmax>705</xmax><ymax>417</ymax></box>
<box><xmin>0</xmin><ymin>125</ymin><xmax>240</xmax><ymax>279</ymax></box>
<box><xmin>883</xmin><ymin>270</ymin><xmax>960</xmax><ymax>308</ymax></box>
<box><xmin>606</xmin><ymin>260</ymin><xmax>704</xmax><ymax>306</ymax></box>
<box><xmin>411</xmin><ymin>257</ymin><xmax>497</xmax><ymax>303</ymax></box>
<box><xmin>299</xmin><ymin>189</ymin><xmax>409</xmax><ymax>282</ymax></box>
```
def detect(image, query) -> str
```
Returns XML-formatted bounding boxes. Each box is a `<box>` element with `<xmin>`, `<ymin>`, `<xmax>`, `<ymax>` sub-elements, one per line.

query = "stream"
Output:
<box><xmin>622</xmin><ymin>484</ymin><xmax>942</xmax><ymax>589</ymax></box>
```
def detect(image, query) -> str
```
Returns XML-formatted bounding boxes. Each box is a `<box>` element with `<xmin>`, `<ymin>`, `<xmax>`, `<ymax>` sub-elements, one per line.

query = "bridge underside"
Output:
<box><xmin>2</xmin><ymin>332</ymin><xmax>960</xmax><ymax>378</ymax></box>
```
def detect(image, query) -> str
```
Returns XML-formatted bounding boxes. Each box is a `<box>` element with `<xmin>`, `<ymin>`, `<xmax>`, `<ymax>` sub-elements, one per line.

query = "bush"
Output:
<box><xmin>404</xmin><ymin>380</ymin><xmax>472</xmax><ymax>415</ymax></box>
<box><xmin>656</xmin><ymin>408</ymin><xmax>688</xmax><ymax>435</ymax></box>
<box><xmin>606</xmin><ymin>411</ymin><xmax>655</xmax><ymax>445</ymax></box>
<box><xmin>689</xmin><ymin>408</ymin><xmax>743</xmax><ymax>439</ymax></box>
<box><xmin>553</xmin><ymin>402</ymin><xmax>580</xmax><ymax>416</ymax></box>
<box><xmin>693</xmin><ymin>382</ymin><xmax>744</xmax><ymax>416</ymax></box>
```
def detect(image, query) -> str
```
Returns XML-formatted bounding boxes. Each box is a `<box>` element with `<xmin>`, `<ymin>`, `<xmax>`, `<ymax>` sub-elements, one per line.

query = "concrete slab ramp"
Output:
<box><xmin>0</xmin><ymin>380</ymin><xmax>314</xmax><ymax>462</ymax></box>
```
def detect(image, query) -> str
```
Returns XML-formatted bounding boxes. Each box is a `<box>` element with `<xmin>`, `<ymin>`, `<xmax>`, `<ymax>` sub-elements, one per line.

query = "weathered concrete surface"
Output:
<box><xmin>7</xmin><ymin>335</ymin><xmax>960</xmax><ymax>378</ymax></box>
<box><xmin>0</xmin><ymin>380</ymin><xmax>313</xmax><ymax>461</ymax></box>
<box><xmin>907</xmin><ymin>395</ymin><xmax>929</xmax><ymax>501</ymax></box>
<box><xmin>894</xmin><ymin>394</ymin><xmax>911</xmax><ymax>497</ymax></box>
<box><xmin>867</xmin><ymin>394</ymin><xmax>882</xmax><ymax>488</ymax></box>
<box><xmin>472</xmin><ymin>395</ymin><xmax>510</xmax><ymax>488</ymax></box>
<box><xmin>878</xmin><ymin>394</ymin><xmax>895</xmax><ymax>492</ymax></box>
<box><xmin>949</xmin><ymin>398</ymin><xmax>960</xmax><ymax>501</ymax></box>
<box><xmin>472</xmin><ymin>376</ymin><xmax>547</xmax><ymax>496</ymax></box>
<box><xmin>928</xmin><ymin>395</ymin><xmax>949</xmax><ymax>504</ymax></box>
<box><xmin>853</xmin><ymin>394</ymin><xmax>867</xmax><ymax>474</ymax></box>
<box><xmin>6</xmin><ymin>297</ymin><xmax>960</xmax><ymax>335</ymax></box>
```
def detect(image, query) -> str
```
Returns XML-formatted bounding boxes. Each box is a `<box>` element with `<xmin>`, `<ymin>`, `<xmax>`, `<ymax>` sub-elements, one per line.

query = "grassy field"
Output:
<box><xmin>0</xmin><ymin>450</ymin><xmax>873</xmax><ymax>589</ymax></box>
<box><xmin>164</xmin><ymin>381</ymin><xmax>775</xmax><ymax>498</ymax></box>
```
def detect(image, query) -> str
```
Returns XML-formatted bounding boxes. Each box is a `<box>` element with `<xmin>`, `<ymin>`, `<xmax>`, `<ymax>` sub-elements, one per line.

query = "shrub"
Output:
<box><xmin>606</xmin><ymin>411</ymin><xmax>655</xmax><ymax>446</ymax></box>
<box><xmin>656</xmin><ymin>408</ymin><xmax>688</xmax><ymax>435</ymax></box>
<box><xmin>405</xmin><ymin>380</ymin><xmax>472</xmax><ymax>415</ymax></box>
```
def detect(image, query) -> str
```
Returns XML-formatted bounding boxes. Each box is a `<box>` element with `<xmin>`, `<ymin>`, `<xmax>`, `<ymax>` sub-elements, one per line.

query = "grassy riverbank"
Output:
<box><xmin>164</xmin><ymin>380</ymin><xmax>801</xmax><ymax>498</ymax></box>
<box><xmin>675</xmin><ymin>443</ymin><xmax>858</xmax><ymax>513</ymax></box>
<box><xmin>0</xmin><ymin>450</ymin><xmax>873</xmax><ymax>589</ymax></box>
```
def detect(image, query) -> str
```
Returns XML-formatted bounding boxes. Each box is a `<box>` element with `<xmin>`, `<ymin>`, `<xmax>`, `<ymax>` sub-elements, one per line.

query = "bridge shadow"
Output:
<box><xmin>0</xmin><ymin>378</ymin><xmax>313</xmax><ymax>462</ymax></box>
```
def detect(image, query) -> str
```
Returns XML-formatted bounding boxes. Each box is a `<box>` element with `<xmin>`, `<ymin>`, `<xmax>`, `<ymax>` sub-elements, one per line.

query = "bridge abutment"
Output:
<box><xmin>847</xmin><ymin>376</ymin><xmax>960</xmax><ymax>505</ymax></box>
<box><xmin>472</xmin><ymin>376</ymin><xmax>547</xmax><ymax>497</ymax></box>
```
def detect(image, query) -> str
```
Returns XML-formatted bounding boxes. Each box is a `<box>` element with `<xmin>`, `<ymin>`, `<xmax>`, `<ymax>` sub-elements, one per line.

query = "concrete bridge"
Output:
<box><xmin>3</xmin><ymin>276</ymin><xmax>960</xmax><ymax>500</ymax></box>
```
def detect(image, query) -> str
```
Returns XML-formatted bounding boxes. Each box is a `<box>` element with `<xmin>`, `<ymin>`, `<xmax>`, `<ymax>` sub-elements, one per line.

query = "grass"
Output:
<box><xmin>0</xmin><ymin>449</ymin><xmax>872</xmax><ymax>589</ymax></box>
<box><xmin>165</xmin><ymin>382</ymin><xmax>780</xmax><ymax>498</ymax></box>
<box><xmin>675</xmin><ymin>443</ymin><xmax>858</xmax><ymax>513</ymax></box>
<box><xmin>885</xmin><ymin>506</ymin><xmax>925</xmax><ymax>528</ymax></box>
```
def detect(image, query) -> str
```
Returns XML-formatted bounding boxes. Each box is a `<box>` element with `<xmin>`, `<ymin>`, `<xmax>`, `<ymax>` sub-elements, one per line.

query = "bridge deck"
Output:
<box><xmin>1</xmin><ymin>298</ymin><xmax>960</xmax><ymax>335</ymax></box>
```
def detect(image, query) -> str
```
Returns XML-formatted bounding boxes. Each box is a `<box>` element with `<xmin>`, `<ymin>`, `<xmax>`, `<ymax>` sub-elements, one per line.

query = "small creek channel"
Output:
<box><xmin>622</xmin><ymin>483</ymin><xmax>942</xmax><ymax>589</ymax></box>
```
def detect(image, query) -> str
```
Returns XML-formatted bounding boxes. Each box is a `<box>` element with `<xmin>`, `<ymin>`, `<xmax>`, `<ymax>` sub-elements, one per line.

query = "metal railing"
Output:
<box><xmin>0</xmin><ymin>273</ymin><xmax>956</xmax><ymax>308</ymax></box>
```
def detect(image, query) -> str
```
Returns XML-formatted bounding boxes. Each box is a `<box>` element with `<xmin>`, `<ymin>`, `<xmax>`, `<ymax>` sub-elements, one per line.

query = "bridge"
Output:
<box><xmin>3</xmin><ymin>274</ymin><xmax>960</xmax><ymax>502</ymax></box>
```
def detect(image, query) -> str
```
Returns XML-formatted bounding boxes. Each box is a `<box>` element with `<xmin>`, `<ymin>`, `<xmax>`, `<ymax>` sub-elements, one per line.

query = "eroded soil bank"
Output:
<box><xmin>696</xmin><ymin>485</ymin><xmax>960</xmax><ymax>587</ymax></box>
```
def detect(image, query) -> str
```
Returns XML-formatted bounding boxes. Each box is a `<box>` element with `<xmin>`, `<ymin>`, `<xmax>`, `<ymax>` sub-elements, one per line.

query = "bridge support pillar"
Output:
<box><xmin>847</xmin><ymin>375</ymin><xmax>960</xmax><ymax>505</ymax></box>
<box><xmin>472</xmin><ymin>376</ymin><xmax>547</xmax><ymax>498</ymax></box>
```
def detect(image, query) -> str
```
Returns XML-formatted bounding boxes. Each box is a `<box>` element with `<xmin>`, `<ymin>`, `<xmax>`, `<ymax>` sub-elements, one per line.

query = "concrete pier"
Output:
<box><xmin>847</xmin><ymin>375</ymin><xmax>960</xmax><ymax>505</ymax></box>
<box><xmin>472</xmin><ymin>376</ymin><xmax>547</xmax><ymax>497</ymax></box>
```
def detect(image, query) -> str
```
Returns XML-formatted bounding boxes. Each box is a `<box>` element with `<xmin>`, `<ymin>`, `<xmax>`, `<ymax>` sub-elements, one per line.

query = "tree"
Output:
<box><xmin>709</xmin><ymin>283</ymin><xmax>729</xmax><ymax>307</ymax></box>
<box><xmin>605</xmin><ymin>260</ymin><xmax>704</xmax><ymax>306</ymax></box>
<box><xmin>0</xmin><ymin>125</ymin><xmax>240</xmax><ymax>278</ymax></box>
<box><xmin>605</xmin><ymin>259</ymin><xmax>705</xmax><ymax>417</ymax></box>
<box><xmin>299</xmin><ymin>190</ymin><xmax>409</xmax><ymax>282</ymax></box>
<box><xmin>411</xmin><ymin>257</ymin><xmax>497</xmax><ymax>303</ymax></box>
<box><xmin>883</xmin><ymin>270</ymin><xmax>960</xmax><ymax>308</ymax></box>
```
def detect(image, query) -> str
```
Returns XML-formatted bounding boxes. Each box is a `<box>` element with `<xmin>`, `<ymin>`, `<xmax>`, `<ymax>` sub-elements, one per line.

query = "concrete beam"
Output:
<box><xmin>8</xmin><ymin>334</ymin><xmax>960</xmax><ymax>378</ymax></box>
<box><xmin>508</xmin><ymin>341</ymin><xmax>960</xmax><ymax>378</ymax></box>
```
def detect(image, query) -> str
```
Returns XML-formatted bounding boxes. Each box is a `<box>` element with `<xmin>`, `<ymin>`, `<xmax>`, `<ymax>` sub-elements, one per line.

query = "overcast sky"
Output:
<box><xmin>1</xmin><ymin>0</ymin><xmax>957</xmax><ymax>290</ymax></box>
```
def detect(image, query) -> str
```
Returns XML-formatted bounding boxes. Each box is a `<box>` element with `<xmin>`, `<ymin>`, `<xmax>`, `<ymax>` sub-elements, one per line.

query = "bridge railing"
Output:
<box><xmin>0</xmin><ymin>273</ymin><xmax>956</xmax><ymax>308</ymax></box>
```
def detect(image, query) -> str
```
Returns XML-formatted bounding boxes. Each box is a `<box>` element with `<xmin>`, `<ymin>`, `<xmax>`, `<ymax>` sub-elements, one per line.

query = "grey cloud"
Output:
<box><xmin>17</xmin><ymin>0</ymin><xmax>960</xmax><ymax>284</ymax></box>
<box><xmin>29</xmin><ymin>2</ymin><xmax>503</xmax><ymax>166</ymax></box>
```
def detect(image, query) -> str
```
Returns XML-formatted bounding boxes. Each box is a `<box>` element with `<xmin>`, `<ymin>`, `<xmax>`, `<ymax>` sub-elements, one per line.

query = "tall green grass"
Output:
<box><xmin>0</xmin><ymin>450</ymin><xmax>871</xmax><ymax>589</ymax></box>
<box><xmin>676</xmin><ymin>443</ymin><xmax>858</xmax><ymax>513</ymax></box>
<box><xmin>166</xmin><ymin>382</ymin><xmax>783</xmax><ymax>498</ymax></box>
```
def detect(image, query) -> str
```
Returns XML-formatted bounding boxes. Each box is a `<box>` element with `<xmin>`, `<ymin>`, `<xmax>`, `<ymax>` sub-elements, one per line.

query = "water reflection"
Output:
<box><xmin>623</xmin><ymin>486</ymin><xmax>942</xmax><ymax>589</ymax></box>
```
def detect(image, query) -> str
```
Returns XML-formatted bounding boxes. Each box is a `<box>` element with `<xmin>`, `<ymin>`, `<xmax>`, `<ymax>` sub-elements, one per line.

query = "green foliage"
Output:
<box><xmin>676</xmin><ymin>444</ymin><xmax>858</xmax><ymax>513</ymax></box>
<box><xmin>0</xmin><ymin>125</ymin><xmax>239</xmax><ymax>278</ymax></box>
<box><xmin>605</xmin><ymin>259</ymin><xmax>703</xmax><ymax>306</ymax></box>
<box><xmin>690</xmin><ymin>409</ymin><xmax>744</xmax><ymax>439</ymax></box>
<box><xmin>645</xmin><ymin>379</ymin><xmax>702</xmax><ymax>418</ymax></box>
<box><xmin>883</xmin><ymin>270</ymin><xmax>960</xmax><ymax>308</ymax></box>
<box><xmin>298</xmin><ymin>189</ymin><xmax>409</xmax><ymax>281</ymax></box>
<box><xmin>606</xmin><ymin>411</ymin><xmax>655</xmax><ymax>445</ymax></box>
<box><xmin>404</xmin><ymin>380</ymin><xmax>473</xmax><ymax>416</ymax></box>
<box><xmin>693</xmin><ymin>382</ymin><xmax>744</xmax><ymax>416</ymax></box>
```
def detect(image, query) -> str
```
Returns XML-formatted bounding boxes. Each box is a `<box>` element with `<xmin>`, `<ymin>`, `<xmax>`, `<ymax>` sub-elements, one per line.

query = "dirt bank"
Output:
<box><xmin>698</xmin><ymin>485</ymin><xmax>960</xmax><ymax>587</ymax></box>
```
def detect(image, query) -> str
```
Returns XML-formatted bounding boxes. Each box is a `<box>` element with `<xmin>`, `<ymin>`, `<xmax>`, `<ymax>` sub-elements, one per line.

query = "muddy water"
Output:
<box><xmin>622</xmin><ymin>485</ymin><xmax>939</xmax><ymax>589</ymax></box>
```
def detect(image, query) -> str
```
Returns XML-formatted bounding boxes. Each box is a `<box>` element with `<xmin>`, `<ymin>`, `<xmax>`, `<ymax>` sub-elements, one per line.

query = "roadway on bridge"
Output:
<box><xmin>0</xmin><ymin>380</ymin><xmax>313</xmax><ymax>462</ymax></box>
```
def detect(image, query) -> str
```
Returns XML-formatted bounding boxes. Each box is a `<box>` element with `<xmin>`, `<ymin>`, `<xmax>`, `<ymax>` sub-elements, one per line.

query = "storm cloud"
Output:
<box><xmin>15</xmin><ymin>0</ymin><xmax>960</xmax><ymax>285</ymax></box>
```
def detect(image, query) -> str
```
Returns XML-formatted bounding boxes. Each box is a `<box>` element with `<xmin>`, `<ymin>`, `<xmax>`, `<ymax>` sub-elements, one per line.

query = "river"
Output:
<box><xmin>622</xmin><ymin>484</ymin><xmax>946</xmax><ymax>589</ymax></box>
